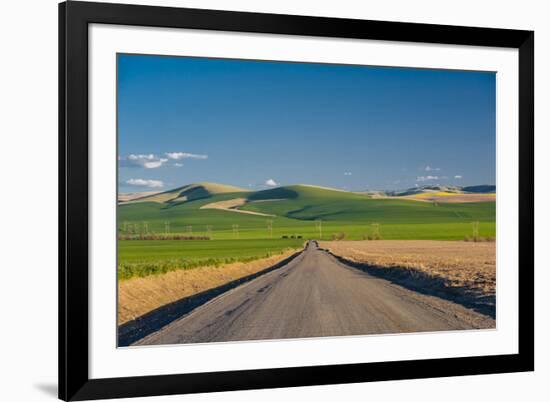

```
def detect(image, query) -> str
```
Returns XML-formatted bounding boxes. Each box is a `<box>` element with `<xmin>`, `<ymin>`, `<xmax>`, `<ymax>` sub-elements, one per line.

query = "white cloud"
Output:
<box><xmin>119</xmin><ymin>151</ymin><xmax>207</xmax><ymax>168</ymax></box>
<box><xmin>454</xmin><ymin>175</ymin><xmax>463</xmax><ymax>179</ymax></box>
<box><xmin>265</xmin><ymin>179</ymin><xmax>278</xmax><ymax>187</ymax></box>
<box><xmin>126</xmin><ymin>178</ymin><xmax>164</xmax><ymax>188</ymax></box>
<box><xmin>425</xmin><ymin>165</ymin><xmax>441</xmax><ymax>172</ymax></box>
<box><xmin>416</xmin><ymin>175</ymin><xmax>439</xmax><ymax>182</ymax></box>
<box><xmin>119</xmin><ymin>154</ymin><xmax>168</xmax><ymax>169</ymax></box>
<box><xmin>344</xmin><ymin>172</ymin><xmax>352</xmax><ymax>176</ymax></box>
<box><xmin>143</xmin><ymin>159</ymin><xmax>168</xmax><ymax>169</ymax></box>
<box><xmin>165</xmin><ymin>152</ymin><xmax>208</xmax><ymax>160</ymax></box>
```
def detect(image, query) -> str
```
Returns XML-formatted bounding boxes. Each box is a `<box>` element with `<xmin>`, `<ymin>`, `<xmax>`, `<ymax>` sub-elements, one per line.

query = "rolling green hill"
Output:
<box><xmin>119</xmin><ymin>182</ymin><xmax>495</xmax><ymax>240</ymax></box>
<box><xmin>241</xmin><ymin>184</ymin><xmax>494</xmax><ymax>223</ymax></box>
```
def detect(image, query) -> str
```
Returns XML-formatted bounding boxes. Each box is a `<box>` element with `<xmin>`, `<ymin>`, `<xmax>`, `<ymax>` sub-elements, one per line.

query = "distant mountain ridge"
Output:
<box><xmin>461</xmin><ymin>185</ymin><xmax>496</xmax><ymax>193</ymax></box>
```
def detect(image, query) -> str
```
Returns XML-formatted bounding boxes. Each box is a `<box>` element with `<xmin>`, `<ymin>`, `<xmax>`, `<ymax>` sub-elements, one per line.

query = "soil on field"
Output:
<box><xmin>118</xmin><ymin>249</ymin><xmax>297</xmax><ymax>325</ymax></box>
<box><xmin>320</xmin><ymin>240</ymin><xmax>495</xmax><ymax>315</ymax></box>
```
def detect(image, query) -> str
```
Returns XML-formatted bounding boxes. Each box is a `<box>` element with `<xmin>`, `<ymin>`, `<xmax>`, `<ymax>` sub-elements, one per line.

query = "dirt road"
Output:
<box><xmin>135</xmin><ymin>241</ymin><xmax>494</xmax><ymax>346</ymax></box>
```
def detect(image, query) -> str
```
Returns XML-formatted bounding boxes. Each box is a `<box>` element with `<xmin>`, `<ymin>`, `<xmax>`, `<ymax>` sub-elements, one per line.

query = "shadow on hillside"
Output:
<box><xmin>118</xmin><ymin>250</ymin><xmax>304</xmax><ymax>347</ymax></box>
<box><xmin>325</xmin><ymin>251</ymin><xmax>495</xmax><ymax>319</ymax></box>
<box><xmin>247</xmin><ymin>187</ymin><xmax>298</xmax><ymax>201</ymax></box>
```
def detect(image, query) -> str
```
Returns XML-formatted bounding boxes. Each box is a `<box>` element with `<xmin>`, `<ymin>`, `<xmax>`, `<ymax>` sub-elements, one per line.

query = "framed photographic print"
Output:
<box><xmin>59</xmin><ymin>1</ymin><xmax>534</xmax><ymax>400</ymax></box>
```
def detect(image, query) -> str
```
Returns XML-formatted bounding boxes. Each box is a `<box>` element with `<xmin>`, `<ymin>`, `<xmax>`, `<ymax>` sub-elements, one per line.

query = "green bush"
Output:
<box><xmin>331</xmin><ymin>232</ymin><xmax>346</xmax><ymax>241</ymax></box>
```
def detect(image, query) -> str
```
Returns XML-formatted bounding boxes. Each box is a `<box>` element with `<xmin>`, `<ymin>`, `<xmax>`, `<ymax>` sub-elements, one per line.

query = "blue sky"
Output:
<box><xmin>118</xmin><ymin>54</ymin><xmax>496</xmax><ymax>193</ymax></box>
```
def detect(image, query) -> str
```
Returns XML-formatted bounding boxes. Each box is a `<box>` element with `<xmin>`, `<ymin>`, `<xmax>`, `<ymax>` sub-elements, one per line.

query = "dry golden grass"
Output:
<box><xmin>401</xmin><ymin>193</ymin><xmax>496</xmax><ymax>203</ymax></box>
<box><xmin>118</xmin><ymin>191</ymin><xmax>161</xmax><ymax>202</ymax></box>
<box><xmin>200</xmin><ymin>197</ymin><xmax>275</xmax><ymax>216</ymax></box>
<box><xmin>320</xmin><ymin>240</ymin><xmax>495</xmax><ymax>297</ymax></box>
<box><xmin>118</xmin><ymin>249</ymin><xmax>297</xmax><ymax>324</ymax></box>
<box><xmin>200</xmin><ymin>197</ymin><xmax>247</xmax><ymax>209</ymax></box>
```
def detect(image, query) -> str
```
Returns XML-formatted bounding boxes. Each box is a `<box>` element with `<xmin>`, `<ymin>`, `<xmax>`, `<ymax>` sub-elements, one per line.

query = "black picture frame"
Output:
<box><xmin>59</xmin><ymin>1</ymin><xmax>534</xmax><ymax>400</ymax></box>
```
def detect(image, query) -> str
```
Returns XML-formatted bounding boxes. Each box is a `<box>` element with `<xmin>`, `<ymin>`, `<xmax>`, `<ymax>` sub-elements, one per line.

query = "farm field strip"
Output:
<box><xmin>118</xmin><ymin>238</ymin><xmax>304</xmax><ymax>280</ymax></box>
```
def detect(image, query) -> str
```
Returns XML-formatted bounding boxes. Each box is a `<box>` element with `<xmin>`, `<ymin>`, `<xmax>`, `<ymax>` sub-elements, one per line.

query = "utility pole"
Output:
<box><xmin>472</xmin><ymin>221</ymin><xmax>479</xmax><ymax>240</ymax></box>
<box><xmin>266</xmin><ymin>220</ymin><xmax>273</xmax><ymax>238</ymax></box>
<box><xmin>315</xmin><ymin>220</ymin><xmax>322</xmax><ymax>239</ymax></box>
<box><xmin>232</xmin><ymin>224</ymin><xmax>239</xmax><ymax>239</ymax></box>
<box><xmin>372</xmin><ymin>223</ymin><xmax>380</xmax><ymax>239</ymax></box>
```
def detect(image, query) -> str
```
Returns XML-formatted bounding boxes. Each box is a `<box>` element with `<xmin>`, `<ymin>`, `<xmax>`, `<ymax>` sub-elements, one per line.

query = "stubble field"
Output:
<box><xmin>320</xmin><ymin>240</ymin><xmax>496</xmax><ymax>301</ymax></box>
